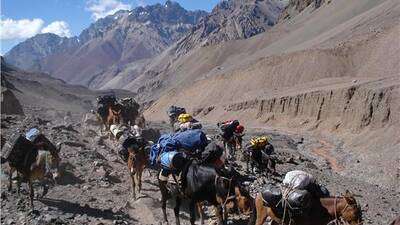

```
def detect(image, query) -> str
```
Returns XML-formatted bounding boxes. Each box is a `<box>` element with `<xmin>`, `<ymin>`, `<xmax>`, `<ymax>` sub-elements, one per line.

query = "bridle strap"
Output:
<box><xmin>332</xmin><ymin>196</ymin><xmax>352</xmax><ymax>225</ymax></box>
<box><xmin>215</xmin><ymin>175</ymin><xmax>234</xmax><ymax>220</ymax></box>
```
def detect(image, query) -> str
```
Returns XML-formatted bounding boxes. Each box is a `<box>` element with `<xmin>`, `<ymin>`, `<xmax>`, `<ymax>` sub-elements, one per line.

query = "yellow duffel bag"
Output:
<box><xmin>178</xmin><ymin>113</ymin><xmax>192</xmax><ymax>123</ymax></box>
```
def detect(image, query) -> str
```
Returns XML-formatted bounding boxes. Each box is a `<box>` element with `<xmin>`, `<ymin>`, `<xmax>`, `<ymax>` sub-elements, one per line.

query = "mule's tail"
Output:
<box><xmin>247</xmin><ymin>194</ymin><xmax>257</xmax><ymax>225</ymax></box>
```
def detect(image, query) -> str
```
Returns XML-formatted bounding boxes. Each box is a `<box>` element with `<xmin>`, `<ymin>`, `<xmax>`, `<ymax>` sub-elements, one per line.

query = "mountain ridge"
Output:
<box><xmin>4</xmin><ymin>1</ymin><xmax>207</xmax><ymax>87</ymax></box>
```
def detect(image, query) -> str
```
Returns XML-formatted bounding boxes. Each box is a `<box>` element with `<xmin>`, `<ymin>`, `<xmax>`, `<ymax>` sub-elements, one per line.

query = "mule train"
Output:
<box><xmin>1</xmin><ymin>99</ymin><xmax>366</xmax><ymax>225</ymax></box>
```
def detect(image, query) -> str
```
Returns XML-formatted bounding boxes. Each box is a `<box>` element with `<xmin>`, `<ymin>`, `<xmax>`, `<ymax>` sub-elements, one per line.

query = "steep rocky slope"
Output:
<box><xmin>4</xmin><ymin>33</ymin><xmax>79</xmax><ymax>72</ymax></box>
<box><xmin>1</xmin><ymin>58</ymin><xmax>24</xmax><ymax>115</ymax></box>
<box><xmin>174</xmin><ymin>0</ymin><xmax>286</xmax><ymax>56</ymax></box>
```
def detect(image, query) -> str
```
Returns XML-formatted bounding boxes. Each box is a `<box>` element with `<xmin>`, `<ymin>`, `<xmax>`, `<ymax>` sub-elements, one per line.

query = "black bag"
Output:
<box><xmin>261</xmin><ymin>184</ymin><xmax>282</xmax><ymax>208</ymax></box>
<box><xmin>97</xmin><ymin>95</ymin><xmax>116</xmax><ymax>106</ymax></box>
<box><xmin>201</xmin><ymin>142</ymin><xmax>223</xmax><ymax>164</ymax></box>
<box><xmin>167</xmin><ymin>105</ymin><xmax>186</xmax><ymax>118</ymax></box>
<box><xmin>287</xmin><ymin>189</ymin><xmax>312</xmax><ymax>215</ymax></box>
<box><xmin>219</xmin><ymin>120</ymin><xmax>239</xmax><ymax>140</ymax></box>
<box><xmin>7</xmin><ymin>135</ymin><xmax>38</xmax><ymax>172</ymax></box>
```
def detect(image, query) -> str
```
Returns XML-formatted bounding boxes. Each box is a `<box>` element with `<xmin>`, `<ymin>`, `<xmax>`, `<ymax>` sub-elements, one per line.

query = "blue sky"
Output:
<box><xmin>0</xmin><ymin>0</ymin><xmax>220</xmax><ymax>55</ymax></box>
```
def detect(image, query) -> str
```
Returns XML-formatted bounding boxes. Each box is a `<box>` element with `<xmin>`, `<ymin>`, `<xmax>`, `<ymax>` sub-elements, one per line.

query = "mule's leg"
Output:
<box><xmin>214</xmin><ymin>205</ymin><xmax>224</xmax><ymax>225</ymax></box>
<box><xmin>224</xmin><ymin>142</ymin><xmax>230</xmax><ymax>160</ymax></box>
<box><xmin>28</xmin><ymin>179</ymin><xmax>34</xmax><ymax>210</ymax></box>
<box><xmin>159</xmin><ymin>180</ymin><xmax>169</xmax><ymax>223</ymax></box>
<box><xmin>131</xmin><ymin>174</ymin><xmax>136</xmax><ymax>200</ymax></box>
<box><xmin>246</xmin><ymin>157</ymin><xmax>250</xmax><ymax>173</ymax></box>
<box><xmin>197</xmin><ymin>203</ymin><xmax>205</xmax><ymax>225</ymax></box>
<box><xmin>41</xmin><ymin>179</ymin><xmax>49</xmax><ymax>198</ymax></box>
<box><xmin>270</xmin><ymin>159</ymin><xmax>276</xmax><ymax>174</ymax></box>
<box><xmin>16</xmin><ymin>173</ymin><xmax>22</xmax><ymax>195</ymax></box>
<box><xmin>174</xmin><ymin>197</ymin><xmax>181</xmax><ymax>225</ymax></box>
<box><xmin>137</xmin><ymin>170</ymin><xmax>143</xmax><ymax>194</ymax></box>
<box><xmin>254</xmin><ymin>197</ymin><xmax>268</xmax><ymax>225</ymax></box>
<box><xmin>189</xmin><ymin>201</ymin><xmax>196</xmax><ymax>225</ymax></box>
<box><xmin>134</xmin><ymin>172</ymin><xmax>140</xmax><ymax>197</ymax></box>
<box><xmin>8</xmin><ymin>167</ymin><xmax>14</xmax><ymax>191</ymax></box>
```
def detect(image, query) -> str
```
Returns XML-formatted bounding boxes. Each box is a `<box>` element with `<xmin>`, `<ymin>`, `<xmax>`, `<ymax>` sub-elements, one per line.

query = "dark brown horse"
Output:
<box><xmin>106</xmin><ymin>104</ymin><xmax>123</xmax><ymax>130</ymax></box>
<box><xmin>3</xmin><ymin>134</ymin><xmax>61</xmax><ymax>209</ymax></box>
<box><xmin>126</xmin><ymin>140</ymin><xmax>148</xmax><ymax>200</ymax></box>
<box><xmin>249</xmin><ymin>190</ymin><xmax>362</xmax><ymax>225</ymax></box>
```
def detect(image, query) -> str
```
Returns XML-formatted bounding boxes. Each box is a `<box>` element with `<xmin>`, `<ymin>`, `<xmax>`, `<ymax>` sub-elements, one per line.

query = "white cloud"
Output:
<box><xmin>41</xmin><ymin>21</ymin><xmax>72</xmax><ymax>37</ymax></box>
<box><xmin>0</xmin><ymin>18</ymin><xmax>72</xmax><ymax>40</ymax></box>
<box><xmin>0</xmin><ymin>18</ymin><xmax>44</xmax><ymax>40</ymax></box>
<box><xmin>86</xmin><ymin>0</ymin><xmax>132</xmax><ymax>20</ymax></box>
<box><xmin>137</xmin><ymin>0</ymin><xmax>146</xmax><ymax>7</ymax></box>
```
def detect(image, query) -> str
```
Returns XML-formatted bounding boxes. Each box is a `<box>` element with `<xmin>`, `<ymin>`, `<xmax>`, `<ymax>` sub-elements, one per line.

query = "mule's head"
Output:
<box><xmin>127</xmin><ymin>139</ymin><xmax>147</xmax><ymax>174</ymax></box>
<box><xmin>109</xmin><ymin>104</ymin><xmax>123</xmax><ymax>123</ymax></box>
<box><xmin>32</xmin><ymin>134</ymin><xmax>55</xmax><ymax>151</ymax></box>
<box><xmin>234</xmin><ymin>186</ymin><xmax>253</xmax><ymax>214</ymax></box>
<box><xmin>341</xmin><ymin>190</ymin><xmax>363</xmax><ymax>225</ymax></box>
<box><xmin>49</xmin><ymin>142</ymin><xmax>62</xmax><ymax>180</ymax></box>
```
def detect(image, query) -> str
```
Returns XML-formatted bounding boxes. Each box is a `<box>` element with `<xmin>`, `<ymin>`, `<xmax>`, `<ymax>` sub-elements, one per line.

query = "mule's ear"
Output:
<box><xmin>344</xmin><ymin>190</ymin><xmax>357</xmax><ymax>204</ymax></box>
<box><xmin>234</xmin><ymin>187</ymin><xmax>242</xmax><ymax>197</ymax></box>
<box><xmin>344</xmin><ymin>190</ymin><xmax>352</xmax><ymax>197</ymax></box>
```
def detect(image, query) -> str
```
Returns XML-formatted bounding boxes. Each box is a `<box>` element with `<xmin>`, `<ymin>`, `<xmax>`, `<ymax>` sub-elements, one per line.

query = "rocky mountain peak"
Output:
<box><xmin>174</xmin><ymin>0</ymin><xmax>287</xmax><ymax>56</ymax></box>
<box><xmin>5</xmin><ymin>33</ymin><xmax>79</xmax><ymax>71</ymax></box>
<box><xmin>78</xmin><ymin>1</ymin><xmax>206</xmax><ymax>44</ymax></box>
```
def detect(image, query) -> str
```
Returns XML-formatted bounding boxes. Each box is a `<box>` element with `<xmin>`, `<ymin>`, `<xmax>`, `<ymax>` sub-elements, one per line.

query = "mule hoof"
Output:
<box><xmin>28</xmin><ymin>209</ymin><xmax>40</xmax><ymax>217</ymax></box>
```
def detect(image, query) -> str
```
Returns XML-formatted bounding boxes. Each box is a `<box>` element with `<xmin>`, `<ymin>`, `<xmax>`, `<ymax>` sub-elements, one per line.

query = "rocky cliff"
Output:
<box><xmin>174</xmin><ymin>0</ymin><xmax>286</xmax><ymax>56</ymax></box>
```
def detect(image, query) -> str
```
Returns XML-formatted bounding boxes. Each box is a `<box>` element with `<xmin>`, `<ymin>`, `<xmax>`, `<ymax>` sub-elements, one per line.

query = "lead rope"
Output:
<box><xmin>215</xmin><ymin>176</ymin><xmax>234</xmax><ymax>222</ymax></box>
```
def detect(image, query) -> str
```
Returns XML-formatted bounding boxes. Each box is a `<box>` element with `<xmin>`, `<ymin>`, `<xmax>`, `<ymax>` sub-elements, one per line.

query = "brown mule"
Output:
<box><xmin>6</xmin><ymin>134</ymin><xmax>61</xmax><ymax>210</ymax></box>
<box><xmin>106</xmin><ymin>104</ymin><xmax>122</xmax><ymax>129</ymax></box>
<box><xmin>390</xmin><ymin>216</ymin><xmax>400</xmax><ymax>225</ymax></box>
<box><xmin>249</xmin><ymin>190</ymin><xmax>362</xmax><ymax>225</ymax></box>
<box><xmin>127</xmin><ymin>144</ymin><xmax>148</xmax><ymax>200</ymax></box>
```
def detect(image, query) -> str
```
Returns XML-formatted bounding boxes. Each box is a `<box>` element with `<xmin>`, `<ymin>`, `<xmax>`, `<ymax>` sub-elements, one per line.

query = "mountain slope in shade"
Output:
<box><xmin>4</xmin><ymin>33</ymin><xmax>79</xmax><ymax>72</ymax></box>
<box><xmin>0</xmin><ymin>59</ymin><xmax>134</xmax><ymax>114</ymax></box>
<box><xmin>1</xmin><ymin>57</ymin><xmax>24</xmax><ymax>115</ymax></box>
<box><xmin>4</xmin><ymin>1</ymin><xmax>207</xmax><ymax>88</ymax></box>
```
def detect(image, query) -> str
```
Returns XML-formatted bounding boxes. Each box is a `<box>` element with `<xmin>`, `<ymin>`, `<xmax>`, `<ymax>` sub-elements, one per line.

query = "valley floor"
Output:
<box><xmin>1</xmin><ymin>108</ymin><xmax>399</xmax><ymax>225</ymax></box>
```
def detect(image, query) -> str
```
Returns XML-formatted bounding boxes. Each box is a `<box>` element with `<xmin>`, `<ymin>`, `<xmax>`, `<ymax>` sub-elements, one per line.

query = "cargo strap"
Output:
<box><xmin>215</xmin><ymin>175</ymin><xmax>235</xmax><ymax>221</ymax></box>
